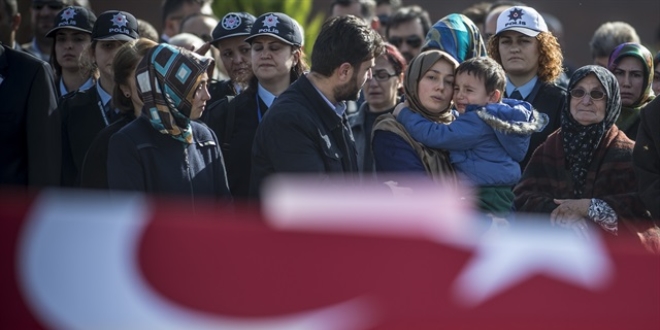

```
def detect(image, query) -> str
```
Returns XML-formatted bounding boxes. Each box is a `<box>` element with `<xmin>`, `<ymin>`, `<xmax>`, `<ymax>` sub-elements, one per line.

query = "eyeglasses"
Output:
<box><xmin>31</xmin><ymin>2</ymin><xmax>64</xmax><ymax>10</ymax></box>
<box><xmin>388</xmin><ymin>35</ymin><xmax>423</xmax><ymax>49</ymax></box>
<box><xmin>369</xmin><ymin>69</ymin><xmax>398</xmax><ymax>82</ymax></box>
<box><xmin>570</xmin><ymin>88</ymin><xmax>605</xmax><ymax>100</ymax></box>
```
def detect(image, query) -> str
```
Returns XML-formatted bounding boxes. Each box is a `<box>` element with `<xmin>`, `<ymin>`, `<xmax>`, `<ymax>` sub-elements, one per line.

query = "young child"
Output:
<box><xmin>395</xmin><ymin>57</ymin><xmax>547</xmax><ymax>213</ymax></box>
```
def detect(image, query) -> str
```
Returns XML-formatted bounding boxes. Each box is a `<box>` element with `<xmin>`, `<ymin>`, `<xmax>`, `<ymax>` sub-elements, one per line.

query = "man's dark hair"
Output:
<box><xmin>312</xmin><ymin>15</ymin><xmax>384</xmax><ymax>77</ymax></box>
<box><xmin>161</xmin><ymin>0</ymin><xmax>209</xmax><ymax>24</ymax></box>
<box><xmin>330</xmin><ymin>0</ymin><xmax>376</xmax><ymax>21</ymax></box>
<box><xmin>461</xmin><ymin>2</ymin><xmax>491</xmax><ymax>27</ymax></box>
<box><xmin>386</xmin><ymin>5</ymin><xmax>431</xmax><ymax>38</ymax></box>
<box><xmin>456</xmin><ymin>57</ymin><xmax>506</xmax><ymax>96</ymax></box>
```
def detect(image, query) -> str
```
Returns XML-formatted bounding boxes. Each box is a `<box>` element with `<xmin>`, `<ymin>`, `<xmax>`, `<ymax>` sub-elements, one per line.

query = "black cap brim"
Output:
<box><xmin>46</xmin><ymin>26</ymin><xmax>92</xmax><ymax>38</ymax></box>
<box><xmin>211</xmin><ymin>32</ymin><xmax>251</xmax><ymax>45</ymax></box>
<box><xmin>244</xmin><ymin>33</ymin><xmax>299</xmax><ymax>47</ymax></box>
<box><xmin>94</xmin><ymin>34</ymin><xmax>137</xmax><ymax>41</ymax></box>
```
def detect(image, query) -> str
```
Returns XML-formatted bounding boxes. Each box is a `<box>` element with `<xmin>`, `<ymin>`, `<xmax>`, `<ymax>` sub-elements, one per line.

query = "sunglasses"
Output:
<box><xmin>377</xmin><ymin>14</ymin><xmax>390</xmax><ymax>26</ymax></box>
<box><xmin>32</xmin><ymin>2</ymin><xmax>64</xmax><ymax>10</ymax></box>
<box><xmin>570</xmin><ymin>88</ymin><xmax>605</xmax><ymax>100</ymax></box>
<box><xmin>388</xmin><ymin>35</ymin><xmax>422</xmax><ymax>49</ymax></box>
<box><xmin>369</xmin><ymin>69</ymin><xmax>398</xmax><ymax>82</ymax></box>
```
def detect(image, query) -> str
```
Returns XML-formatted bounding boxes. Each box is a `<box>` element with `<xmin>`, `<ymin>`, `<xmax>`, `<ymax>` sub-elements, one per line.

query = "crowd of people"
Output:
<box><xmin>1</xmin><ymin>0</ymin><xmax>659</xmax><ymax>252</ymax></box>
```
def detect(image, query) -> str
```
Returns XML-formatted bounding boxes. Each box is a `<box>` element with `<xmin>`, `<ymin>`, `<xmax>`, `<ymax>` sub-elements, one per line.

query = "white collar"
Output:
<box><xmin>257</xmin><ymin>83</ymin><xmax>277</xmax><ymax>107</ymax></box>
<box><xmin>95</xmin><ymin>81</ymin><xmax>112</xmax><ymax>106</ymax></box>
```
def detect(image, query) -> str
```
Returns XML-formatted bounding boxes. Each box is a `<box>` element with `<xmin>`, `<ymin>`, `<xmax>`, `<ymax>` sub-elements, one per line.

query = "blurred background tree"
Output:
<box><xmin>212</xmin><ymin>0</ymin><xmax>326</xmax><ymax>64</ymax></box>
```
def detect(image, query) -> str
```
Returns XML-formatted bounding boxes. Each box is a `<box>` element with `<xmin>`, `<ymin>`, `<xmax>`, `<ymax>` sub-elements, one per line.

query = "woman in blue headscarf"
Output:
<box><xmin>423</xmin><ymin>13</ymin><xmax>488</xmax><ymax>64</ymax></box>
<box><xmin>107</xmin><ymin>43</ymin><xmax>231</xmax><ymax>207</ymax></box>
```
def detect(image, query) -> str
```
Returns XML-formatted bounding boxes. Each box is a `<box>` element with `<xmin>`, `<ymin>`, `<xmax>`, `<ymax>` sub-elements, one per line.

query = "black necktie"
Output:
<box><xmin>509</xmin><ymin>90</ymin><xmax>524</xmax><ymax>100</ymax></box>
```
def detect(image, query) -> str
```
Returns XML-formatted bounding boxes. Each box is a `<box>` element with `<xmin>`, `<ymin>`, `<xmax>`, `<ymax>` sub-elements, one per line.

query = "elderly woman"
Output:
<box><xmin>608</xmin><ymin>42</ymin><xmax>655</xmax><ymax>140</ymax></box>
<box><xmin>372</xmin><ymin>50</ymin><xmax>458</xmax><ymax>186</ymax></box>
<box><xmin>513</xmin><ymin>65</ymin><xmax>658</xmax><ymax>249</ymax></box>
<box><xmin>107</xmin><ymin>43</ymin><xmax>231</xmax><ymax>206</ymax></box>
<box><xmin>349</xmin><ymin>43</ymin><xmax>406</xmax><ymax>175</ymax></box>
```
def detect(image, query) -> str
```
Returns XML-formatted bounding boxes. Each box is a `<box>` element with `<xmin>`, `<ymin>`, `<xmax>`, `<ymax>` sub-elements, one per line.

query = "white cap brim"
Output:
<box><xmin>498</xmin><ymin>27</ymin><xmax>541</xmax><ymax>37</ymax></box>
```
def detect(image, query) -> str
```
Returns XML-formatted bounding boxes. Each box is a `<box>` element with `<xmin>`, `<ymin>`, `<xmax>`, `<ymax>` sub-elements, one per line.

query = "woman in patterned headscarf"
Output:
<box><xmin>608</xmin><ymin>42</ymin><xmax>655</xmax><ymax>140</ymax></box>
<box><xmin>107</xmin><ymin>43</ymin><xmax>231</xmax><ymax>206</ymax></box>
<box><xmin>422</xmin><ymin>13</ymin><xmax>487</xmax><ymax>64</ymax></box>
<box><xmin>514</xmin><ymin>65</ymin><xmax>658</xmax><ymax>252</ymax></box>
<box><xmin>372</xmin><ymin>49</ymin><xmax>459</xmax><ymax>186</ymax></box>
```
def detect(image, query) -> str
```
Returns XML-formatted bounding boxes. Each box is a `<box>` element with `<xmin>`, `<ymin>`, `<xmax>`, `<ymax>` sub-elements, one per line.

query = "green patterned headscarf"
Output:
<box><xmin>135</xmin><ymin>43</ymin><xmax>213</xmax><ymax>144</ymax></box>
<box><xmin>422</xmin><ymin>13</ymin><xmax>487</xmax><ymax>64</ymax></box>
<box><xmin>608</xmin><ymin>42</ymin><xmax>655</xmax><ymax>132</ymax></box>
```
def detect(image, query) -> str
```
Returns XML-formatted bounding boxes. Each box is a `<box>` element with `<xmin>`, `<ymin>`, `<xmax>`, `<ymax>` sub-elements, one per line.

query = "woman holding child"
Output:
<box><xmin>371</xmin><ymin>50</ymin><xmax>459</xmax><ymax>186</ymax></box>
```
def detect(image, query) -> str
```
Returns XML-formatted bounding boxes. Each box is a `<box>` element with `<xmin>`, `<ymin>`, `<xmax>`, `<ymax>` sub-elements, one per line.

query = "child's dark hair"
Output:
<box><xmin>455</xmin><ymin>57</ymin><xmax>505</xmax><ymax>99</ymax></box>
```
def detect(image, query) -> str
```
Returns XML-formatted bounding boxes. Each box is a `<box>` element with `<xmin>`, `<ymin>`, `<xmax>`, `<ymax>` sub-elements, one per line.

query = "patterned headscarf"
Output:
<box><xmin>562</xmin><ymin>65</ymin><xmax>621</xmax><ymax>197</ymax></box>
<box><xmin>135</xmin><ymin>43</ymin><xmax>213</xmax><ymax>144</ymax></box>
<box><xmin>607</xmin><ymin>42</ymin><xmax>655</xmax><ymax>132</ymax></box>
<box><xmin>422</xmin><ymin>13</ymin><xmax>487</xmax><ymax>64</ymax></box>
<box><xmin>404</xmin><ymin>50</ymin><xmax>459</xmax><ymax>124</ymax></box>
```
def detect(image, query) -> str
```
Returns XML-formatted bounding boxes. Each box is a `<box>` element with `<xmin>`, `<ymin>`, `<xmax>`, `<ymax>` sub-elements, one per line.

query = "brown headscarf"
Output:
<box><xmin>403</xmin><ymin>49</ymin><xmax>459</xmax><ymax>124</ymax></box>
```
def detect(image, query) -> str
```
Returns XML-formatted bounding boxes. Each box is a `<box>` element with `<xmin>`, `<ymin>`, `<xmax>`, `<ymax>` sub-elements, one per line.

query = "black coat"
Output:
<box><xmin>0</xmin><ymin>44</ymin><xmax>59</xmax><ymax>186</ymax></box>
<box><xmin>507</xmin><ymin>80</ymin><xmax>567</xmax><ymax>170</ymax></box>
<box><xmin>107</xmin><ymin>116</ymin><xmax>231</xmax><ymax>205</ymax></box>
<box><xmin>250</xmin><ymin>74</ymin><xmax>359</xmax><ymax>197</ymax></box>
<box><xmin>59</xmin><ymin>86</ymin><xmax>118</xmax><ymax>186</ymax></box>
<box><xmin>201</xmin><ymin>90</ymin><xmax>267</xmax><ymax>198</ymax></box>
<box><xmin>80</xmin><ymin>113</ymin><xmax>135</xmax><ymax>189</ymax></box>
<box><xmin>633</xmin><ymin>98</ymin><xmax>660</xmax><ymax>219</ymax></box>
<box><xmin>208</xmin><ymin>79</ymin><xmax>236</xmax><ymax>104</ymax></box>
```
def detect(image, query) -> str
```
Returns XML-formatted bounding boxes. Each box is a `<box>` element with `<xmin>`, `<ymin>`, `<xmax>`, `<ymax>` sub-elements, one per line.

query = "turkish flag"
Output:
<box><xmin>1</xmin><ymin>188</ymin><xmax>658</xmax><ymax>329</ymax></box>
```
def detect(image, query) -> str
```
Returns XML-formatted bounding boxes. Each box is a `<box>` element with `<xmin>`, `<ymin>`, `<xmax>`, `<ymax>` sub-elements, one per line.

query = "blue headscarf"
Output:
<box><xmin>423</xmin><ymin>13</ymin><xmax>487</xmax><ymax>64</ymax></box>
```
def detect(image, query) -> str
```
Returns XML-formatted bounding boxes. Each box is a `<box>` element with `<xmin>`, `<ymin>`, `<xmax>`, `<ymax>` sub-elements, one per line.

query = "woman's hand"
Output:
<box><xmin>551</xmin><ymin>199</ymin><xmax>591</xmax><ymax>239</ymax></box>
<box><xmin>392</xmin><ymin>100</ymin><xmax>409</xmax><ymax>118</ymax></box>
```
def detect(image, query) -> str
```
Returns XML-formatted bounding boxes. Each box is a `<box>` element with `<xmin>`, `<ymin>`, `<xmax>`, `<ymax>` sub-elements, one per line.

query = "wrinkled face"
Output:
<box><xmin>334</xmin><ymin>58</ymin><xmax>375</xmax><ymax>102</ymax></box>
<box><xmin>190</xmin><ymin>72</ymin><xmax>211</xmax><ymax>120</ymax></box>
<box><xmin>30</xmin><ymin>1</ymin><xmax>65</xmax><ymax>38</ymax></box>
<box><xmin>569</xmin><ymin>74</ymin><xmax>607</xmax><ymax>126</ymax></box>
<box><xmin>417</xmin><ymin>59</ymin><xmax>455</xmax><ymax>113</ymax></box>
<box><xmin>94</xmin><ymin>40</ymin><xmax>127</xmax><ymax>81</ymax></box>
<box><xmin>364</xmin><ymin>54</ymin><xmax>401</xmax><ymax>111</ymax></box>
<box><xmin>453</xmin><ymin>72</ymin><xmax>495</xmax><ymax>114</ymax></box>
<box><xmin>653</xmin><ymin>64</ymin><xmax>660</xmax><ymax>96</ymax></box>
<box><xmin>251</xmin><ymin>36</ymin><xmax>297</xmax><ymax>84</ymax></box>
<box><xmin>387</xmin><ymin>19</ymin><xmax>425</xmax><ymax>63</ymax></box>
<box><xmin>498</xmin><ymin>31</ymin><xmax>540</xmax><ymax>79</ymax></box>
<box><xmin>217</xmin><ymin>36</ymin><xmax>252</xmax><ymax>84</ymax></box>
<box><xmin>55</xmin><ymin>29</ymin><xmax>91</xmax><ymax>71</ymax></box>
<box><xmin>612</xmin><ymin>56</ymin><xmax>645</xmax><ymax>107</ymax></box>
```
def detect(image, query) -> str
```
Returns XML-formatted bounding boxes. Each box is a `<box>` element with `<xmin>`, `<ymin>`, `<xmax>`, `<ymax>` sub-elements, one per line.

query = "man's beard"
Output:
<box><xmin>333</xmin><ymin>71</ymin><xmax>361</xmax><ymax>102</ymax></box>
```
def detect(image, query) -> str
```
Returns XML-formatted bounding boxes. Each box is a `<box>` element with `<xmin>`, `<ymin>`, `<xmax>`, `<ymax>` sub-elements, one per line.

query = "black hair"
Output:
<box><xmin>311</xmin><ymin>15</ymin><xmax>384</xmax><ymax>77</ymax></box>
<box><xmin>161</xmin><ymin>0</ymin><xmax>209</xmax><ymax>24</ymax></box>
<box><xmin>385</xmin><ymin>5</ymin><xmax>431</xmax><ymax>38</ymax></box>
<box><xmin>330</xmin><ymin>0</ymin><xmax>376</xmax><ymax>21</ymax></box>
<box><xmin>456</xmin><ymin>57</ymin><xmax>506</xmax><ymax>96</ymax></box>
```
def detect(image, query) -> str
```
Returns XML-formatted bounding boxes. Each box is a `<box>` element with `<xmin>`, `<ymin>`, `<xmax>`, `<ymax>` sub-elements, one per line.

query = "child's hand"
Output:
<box><xmin>392</xmin><ymin>100</ymin><xmax>409</xmax><ymax>118</ymax></box>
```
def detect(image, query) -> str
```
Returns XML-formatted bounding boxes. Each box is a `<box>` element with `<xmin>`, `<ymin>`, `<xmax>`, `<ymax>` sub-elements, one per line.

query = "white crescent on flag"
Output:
<box><xmin>18</xmin><ymin>190</ymin><xmax>374</xmax><ymax>330</ymax></box>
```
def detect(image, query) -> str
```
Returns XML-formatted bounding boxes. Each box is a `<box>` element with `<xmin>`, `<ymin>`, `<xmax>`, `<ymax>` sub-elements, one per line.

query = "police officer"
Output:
<box><xmin>58</xmin><ymin>10</ymin><xmax>138</xmax><ymax>186</ymax></box>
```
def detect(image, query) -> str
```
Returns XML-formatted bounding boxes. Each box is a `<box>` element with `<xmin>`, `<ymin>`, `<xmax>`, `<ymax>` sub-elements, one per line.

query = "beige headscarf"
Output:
<box><xmin>403</xmin><ymin>49</ymin><xmax>459</xmax><ymax>124</ymax></box>
<box><xmin>372</xmin><ymin>50</ymin><xmax>460</xmax><ymax>185</ymax></box>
